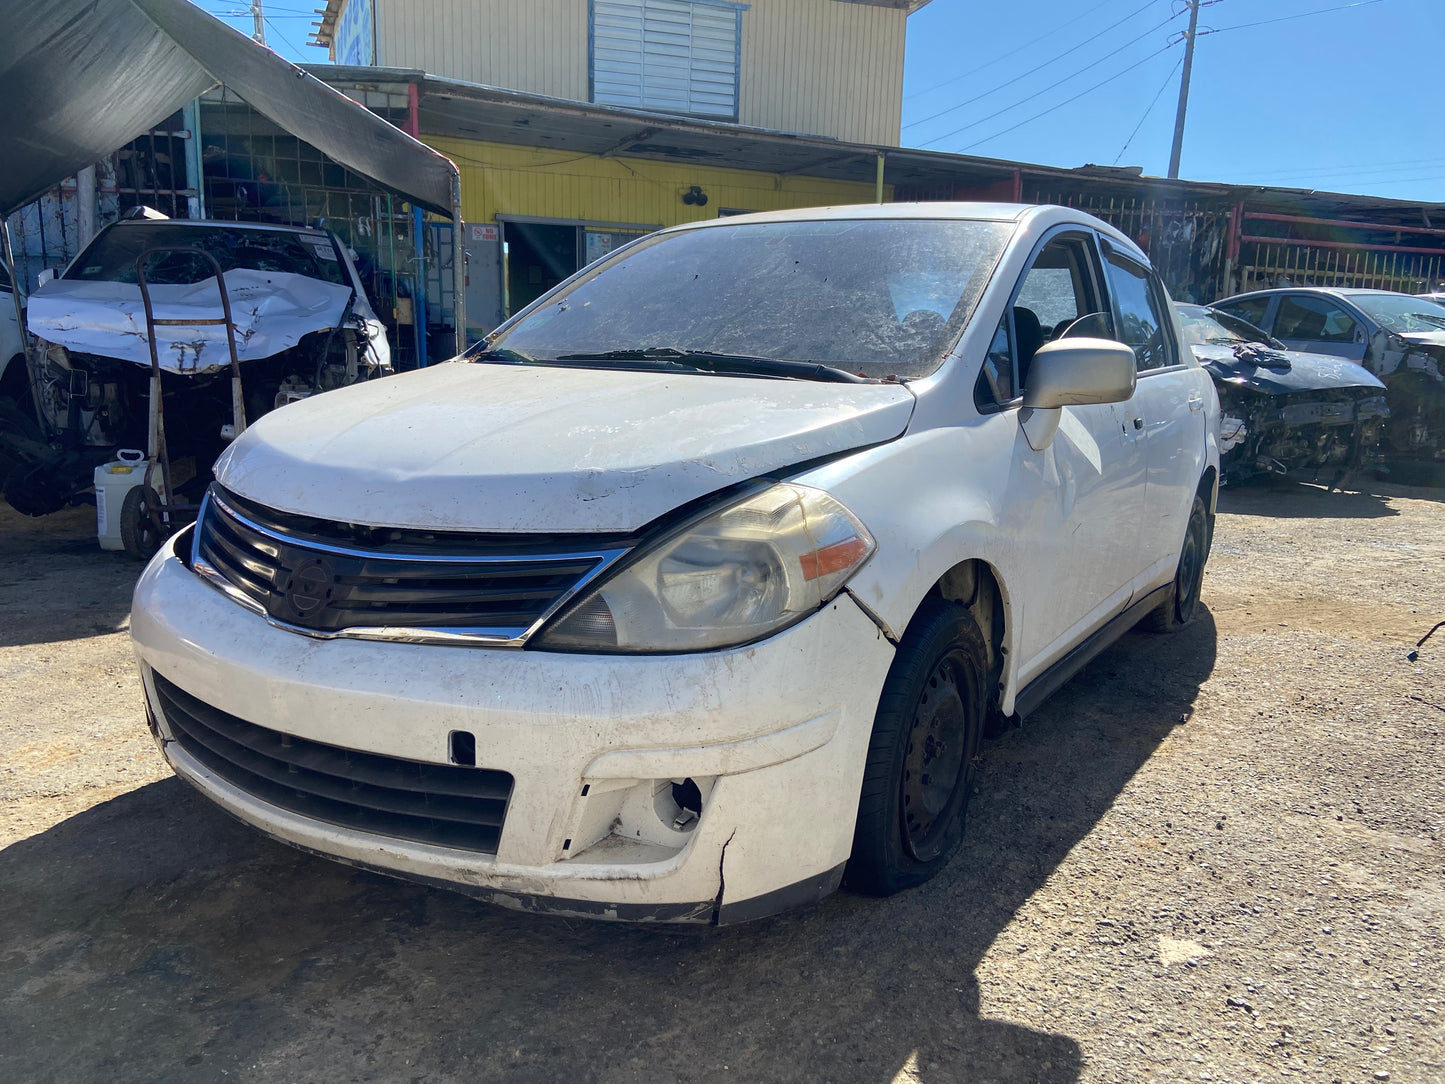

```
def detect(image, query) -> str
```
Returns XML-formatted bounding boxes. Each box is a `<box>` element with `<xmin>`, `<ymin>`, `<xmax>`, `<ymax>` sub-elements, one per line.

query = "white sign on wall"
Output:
<box><xmin>335</xmin><ymin>0</ymin><xmax>375</xmax><ymax>65</ymax></box>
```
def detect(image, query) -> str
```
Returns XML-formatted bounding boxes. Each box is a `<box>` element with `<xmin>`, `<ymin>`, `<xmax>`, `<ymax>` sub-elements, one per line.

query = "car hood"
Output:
<box><xmin>1396</xmin><ymin>330</ymin><xmax>1445</xmax><ymax>350</ymax></box>
<box><xmin>1192</xmin><ymin>342</ymin><xmax>1385</xmax><ymax>394</ymax></box>
<box><xmin>213</xmin><ymin>361</ymin><xmax>917</xmax><ymax>532</ymax></box>
<box><xmin>26</xmin><ymin>270</ymin><xmax>355</xmax><ymax>373</ymax></box>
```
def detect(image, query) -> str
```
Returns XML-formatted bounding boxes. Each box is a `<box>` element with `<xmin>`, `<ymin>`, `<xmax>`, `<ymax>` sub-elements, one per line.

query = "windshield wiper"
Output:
<box><xmin>550</xmin><ymin>347</ymin><xmax>866</xmax><ymax>383</ymax></box>
<box><xmin>1405</xmin><ymin>312</ymin><xmax>1445</xmax><ymax>329</ymax></box>
<box><xmin>467</xmin><ymin>346</ymin><xmax>536</xmax><ymax>364</ymax></box>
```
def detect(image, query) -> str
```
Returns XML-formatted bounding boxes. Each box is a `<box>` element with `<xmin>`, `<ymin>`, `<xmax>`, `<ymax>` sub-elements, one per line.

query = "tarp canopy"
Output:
<box><xmin>0</xmin><ymin>0</ymin><xmax>457</xmax><ymax>217</ymax></box>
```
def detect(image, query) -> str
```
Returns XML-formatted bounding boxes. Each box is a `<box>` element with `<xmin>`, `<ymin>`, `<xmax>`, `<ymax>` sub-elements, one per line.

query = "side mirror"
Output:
<box><xmin>36</xmin><ymin>268</ymin><xmax>55</xmax><ymax>288</ymax></box>
<box><xmin>1020</xmin><ymin>338</ymin><xmax>1137</xmax><ymax>451</ymax></box>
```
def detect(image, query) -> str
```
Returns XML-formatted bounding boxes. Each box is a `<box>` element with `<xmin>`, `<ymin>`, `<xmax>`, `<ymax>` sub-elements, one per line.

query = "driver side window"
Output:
<box><xmin>975</xmin><ymin>234</ymin><xmax>1105</xmax><ymax>410</ymax></box>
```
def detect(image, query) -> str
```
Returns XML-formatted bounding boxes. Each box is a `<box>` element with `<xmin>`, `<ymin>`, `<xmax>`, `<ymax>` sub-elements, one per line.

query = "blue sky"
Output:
<box><xmin>191</xmin><ymin>0</ymin><xmax>1443</xmax><ymax>204</ymax></box>
<box><xmin>902</xmin><ymin>0</ymin><xmax>1443</xmax><ymax>202</ymax></box>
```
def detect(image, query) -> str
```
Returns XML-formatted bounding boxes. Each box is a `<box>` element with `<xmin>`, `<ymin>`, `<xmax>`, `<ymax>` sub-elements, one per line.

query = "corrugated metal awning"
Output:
<box><xmin>0</xmin><ymin>0</ymin><xmax>457</xmax><ymax>217</ymax></box>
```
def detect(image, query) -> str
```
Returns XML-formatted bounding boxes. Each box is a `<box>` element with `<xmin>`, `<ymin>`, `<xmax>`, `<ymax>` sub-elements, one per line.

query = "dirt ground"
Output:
<box><xmin>1</xmin><ymin>481</ymin><xmax>1442</xmax><ymax>1084</ymax></box>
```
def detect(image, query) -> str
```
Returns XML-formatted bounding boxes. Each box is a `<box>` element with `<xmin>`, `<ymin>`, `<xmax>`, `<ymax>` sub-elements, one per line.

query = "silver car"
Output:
<box><xmin>1211</xmin><ymin>287</ymin><xmax>1445</xmax><ymax>458</ymax></box>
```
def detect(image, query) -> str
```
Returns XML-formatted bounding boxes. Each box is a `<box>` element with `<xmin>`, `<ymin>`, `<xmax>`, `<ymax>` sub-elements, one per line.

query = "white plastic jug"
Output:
<box><xmin>94</xmin><ymin>449</ymin><xmax>148</xmax><ymax>551</ymax></box>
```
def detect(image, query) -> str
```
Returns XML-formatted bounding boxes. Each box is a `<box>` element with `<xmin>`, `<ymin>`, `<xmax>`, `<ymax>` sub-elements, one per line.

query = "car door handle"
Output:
<box><xmin>1132</xmin><ymin>416</ymin><xmax>1144</xmax><ymax>430</ymax></box>
<box><xmin>1187</xmin><ymin>394</ymin><xmax>1204</xmax><ymax>413</ymax></box>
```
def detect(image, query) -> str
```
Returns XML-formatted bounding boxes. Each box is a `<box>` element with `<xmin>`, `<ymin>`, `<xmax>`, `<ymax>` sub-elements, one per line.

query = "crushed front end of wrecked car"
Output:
<box><xmin>2</xmin><ymin>220</ymin><xmax>390</xmax><ymax>516</ymax></box>
<box><xmin>1200</xmin><ymin>342</ymin><xmax>1388</xmax><ymax>485</ymax></box>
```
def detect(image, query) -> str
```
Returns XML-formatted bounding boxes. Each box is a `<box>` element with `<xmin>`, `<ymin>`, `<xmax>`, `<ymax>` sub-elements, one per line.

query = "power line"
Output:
<box><xmin>1113</xmin><ymin>54</ymin><xmax>1183</xmax><ymax>165</ymax></box>
<box><xmin>917</xmin><ymin>18</ymin><xmax>1181</xmax><ymax>149</ymax></box>
<box><xmin>904</xmin><ymin>0</ymin><xmax>1174</xmax><ymax>130</ymax></box>
<box><xmin>956</xmin><ymin>44</ymin><xmax>1178</xmax><ymax>153</ymax></box>
<box><xmin>264</xmin><ymin>14</ymin><xmax>311</xmax><ymax>55</ymax></box>
<box><xmin>1205</xmin><ymin>0</ymin><xmax>1386</xmax><ymax>34</ymax></box>
<box><xmin>905</xmin><ymin>0</ymin><xmax>1123</xmax><ymax>101</ymax></box>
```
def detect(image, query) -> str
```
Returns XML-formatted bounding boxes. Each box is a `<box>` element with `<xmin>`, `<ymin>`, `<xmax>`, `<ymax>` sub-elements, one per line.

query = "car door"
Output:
<box><xmin>1271</xmin><ymin>293</ymin><xmax>1368</xmax><ymax>361</ymax></box>
<box><xmin>979</xmin><ymin>228</ymin><xmax>1148</xmax><ymax>682</ymax></box>
<box><xmin>1098</xmin><ymin>241</ymin><xmax>1208</xmax><ymax>590</ymax></box>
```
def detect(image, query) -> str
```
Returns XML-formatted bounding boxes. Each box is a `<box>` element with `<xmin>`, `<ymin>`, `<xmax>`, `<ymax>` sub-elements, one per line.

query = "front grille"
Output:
<box><xmin>153</xmin><ymin>672</ymin><xmax>512</xmax><ymax>853</ymax></box>
<box><xmin>192</xmin><ymin>486</ymin><xmax>629</xmax><ymax>643</ymax></box>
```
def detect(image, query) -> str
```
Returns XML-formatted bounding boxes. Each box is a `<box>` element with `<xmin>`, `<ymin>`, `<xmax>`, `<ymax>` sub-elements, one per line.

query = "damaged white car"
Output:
<box><xmin>4</xmin><ymin>217</ymin><xmax>389</xmax><ymax>516</ymax></box>
<box><xmin>132</xmin><ymin>203</ymin><xmax>1219</xmax><ymax>924</ymax></box>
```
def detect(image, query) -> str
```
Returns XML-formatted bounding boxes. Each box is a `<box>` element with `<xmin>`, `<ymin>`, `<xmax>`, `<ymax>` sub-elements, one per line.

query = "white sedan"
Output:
<box><xmin>131</xmin><ymin>202</ymin><xmax>1220</xmax><ymax>924</ymax></box>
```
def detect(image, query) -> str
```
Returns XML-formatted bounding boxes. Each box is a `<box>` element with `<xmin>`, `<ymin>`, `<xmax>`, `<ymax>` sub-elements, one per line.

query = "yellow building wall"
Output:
<box><xmin>378</xmin><ymin>0</ymin><xmax>906</xmax><ymax>146</ymax></box>
<box><xmin>429</xmin><ymin>136</ymin><xmax>886</xmax><ymax>226</ymax></box>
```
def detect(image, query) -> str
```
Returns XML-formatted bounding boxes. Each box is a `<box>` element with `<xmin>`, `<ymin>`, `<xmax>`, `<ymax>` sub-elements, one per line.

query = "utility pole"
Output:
<box><xmin>1167</xmin><ymin>0</ymin><xmax>1200</xmax><ymax>179</ymax></box>
<box><xmin>250</xmin><ymin>1</ymin><xmax>266</xmax><ymax>45</ymax></box>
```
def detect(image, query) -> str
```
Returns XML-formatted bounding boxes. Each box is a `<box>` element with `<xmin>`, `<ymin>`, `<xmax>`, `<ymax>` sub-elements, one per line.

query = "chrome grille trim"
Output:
<box><xmin>190</xmin><ymin>489</ymin><xmax>631</xmax><ymax>647</ymax></box>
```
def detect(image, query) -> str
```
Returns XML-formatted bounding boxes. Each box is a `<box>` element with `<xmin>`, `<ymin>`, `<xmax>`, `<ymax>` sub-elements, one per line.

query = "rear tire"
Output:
<box><xmin>1143</xmin><ymin>495</ymin><xmax>1209</xmax><ymax>633</ymax></box>
<box><xmin>845</xmin><ymin>599</ymin><xmax>987</xmax><ymax>896</ymax></box>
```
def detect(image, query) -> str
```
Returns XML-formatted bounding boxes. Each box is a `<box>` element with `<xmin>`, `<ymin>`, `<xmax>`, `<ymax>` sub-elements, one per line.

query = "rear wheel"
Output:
<box><xmin>845</xmin><ymin>600</ymin><xmax>987</xmax><ymax>896</ymax></box>
<box><xmin>1144</xmin><ymin>495</ymin><xmax>1209</xmax><ymax>632</ymax></box>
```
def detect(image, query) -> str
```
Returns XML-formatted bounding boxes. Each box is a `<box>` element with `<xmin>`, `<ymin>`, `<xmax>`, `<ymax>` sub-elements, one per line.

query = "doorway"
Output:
<box><xmin>499</xmin><ymin>218</ymin><xmax>658</xmax><ymax>318</ymax></box>
<box><xmin>504</xmin><ymin>222</ymin><xmax>578</xmax><ymax>315</ymax></box>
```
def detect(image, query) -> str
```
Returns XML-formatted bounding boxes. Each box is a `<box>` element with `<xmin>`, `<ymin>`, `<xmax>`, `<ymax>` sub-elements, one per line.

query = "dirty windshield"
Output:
<box><xmin>65</xmin><ymin>224</ymin><xmax>348</xmax><ymax>287</ymax></box>
<box><xmin>1348</xmin><ymin>293</ymin><xmax>1445</xmax><ymax>335</ymax></box>
<box><xmin>487</xmin><ymin>218</ymin><xmax>1014</xmax><ymax>381</ymax></box>
<box><xmin>1176</xmin><ymin>304</ymin><xmax>1271</xmax><ymax>347</ymax></box>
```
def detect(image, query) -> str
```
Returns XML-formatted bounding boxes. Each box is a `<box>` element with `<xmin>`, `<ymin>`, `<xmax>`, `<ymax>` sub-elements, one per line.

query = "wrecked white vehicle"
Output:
<box><xmin>3</xmin><ymin>218</ymin><xmax>389</xmax><ymax>516</ymax></box>
<box><xmin>132</xmin><ymin>203</ymin><xmax>1220</xmax><ymax>924</ymax></box>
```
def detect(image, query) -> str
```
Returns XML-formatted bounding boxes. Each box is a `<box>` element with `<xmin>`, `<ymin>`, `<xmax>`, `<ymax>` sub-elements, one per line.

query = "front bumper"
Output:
<box><xmin>131</xmin><ymin>532</ymin><xmax>896</xmax><ymax>923</ymax></box>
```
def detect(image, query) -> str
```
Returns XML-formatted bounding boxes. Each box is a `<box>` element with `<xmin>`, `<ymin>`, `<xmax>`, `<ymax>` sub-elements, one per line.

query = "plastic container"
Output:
<box><xmin>94</xmin><ymin>449</ymin><xmax>148</xmax><ymax>551</ymax></box>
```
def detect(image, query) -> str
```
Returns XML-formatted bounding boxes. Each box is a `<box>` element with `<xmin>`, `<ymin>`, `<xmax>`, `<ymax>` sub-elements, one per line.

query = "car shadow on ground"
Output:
<box><xmin>1218</xmin><ymin>480</ymin><xmax>1401</xmax><ymax>519</ymax></box>
<box><xmin>0</xmin><ymin>614</ymin><xmax>1217</xmax><ymax>1084</ymax></box>
<box><xmin>0</xmin><ymin>504</ymin><xmax>139</xmax><ymax>647</ymax></box>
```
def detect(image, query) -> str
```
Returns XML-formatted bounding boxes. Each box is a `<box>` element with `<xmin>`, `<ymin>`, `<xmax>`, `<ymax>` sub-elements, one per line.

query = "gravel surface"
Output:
<box><xmin>1</xmin><ymin>482</ymin><xmax>1442</xmax><ymax>1084</ymax></box>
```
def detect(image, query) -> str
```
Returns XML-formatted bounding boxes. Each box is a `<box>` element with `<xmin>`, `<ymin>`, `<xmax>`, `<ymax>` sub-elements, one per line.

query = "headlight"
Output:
<box><xmin>534</xmin><ymin>483</ymin><xmax>875</xmax><ymax>653</ymax></box>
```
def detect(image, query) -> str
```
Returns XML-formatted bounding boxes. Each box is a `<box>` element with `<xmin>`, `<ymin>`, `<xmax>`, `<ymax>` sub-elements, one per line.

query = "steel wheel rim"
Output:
<box><xmin>901</xmin><ymin>650</ymin><xmax>973</xmax><ymax>861</ymax></box>
<box><xmin>1176</xmin><ymin>515</ymin><xmax>1204</xmax><ymax>623</ymax></box>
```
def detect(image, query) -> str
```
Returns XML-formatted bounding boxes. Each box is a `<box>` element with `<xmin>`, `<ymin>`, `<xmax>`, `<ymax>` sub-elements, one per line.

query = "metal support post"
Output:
<box><xmin>451</xmin><ymin>170</ymin><xmax>466</xmax><ymax>356</ymax></box>
<box><xmin>413</xmin><ymin>206</ymin><xmax>428</xmax><ymax>368</ymax></box>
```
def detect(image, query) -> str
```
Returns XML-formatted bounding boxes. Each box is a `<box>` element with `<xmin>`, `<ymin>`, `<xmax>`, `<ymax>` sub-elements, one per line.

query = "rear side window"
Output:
<box><xmin>1216</xmin><ymin>296</ymin><xmax>1270</xmax><ymax>330</ymax></box>
<box><xmin>1103</xmin><ymin>253</ymin><xmax>1175</xmax><ymax>371</ymax></box>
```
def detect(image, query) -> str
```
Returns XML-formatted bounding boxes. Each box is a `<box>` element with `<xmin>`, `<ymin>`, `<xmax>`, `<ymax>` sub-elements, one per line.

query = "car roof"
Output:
<box><xmin>669</xmin><ymin>202</ymin><xmax>1032</xmax><ymax>230</ymax></box>
<box><xmin>1219</xmin><ymin>286</ymin><xmax>1409</xmax><ymax>302</ymax></box>
<box><xmin>652</xmin><ymin>201</ymin><xmax>1150</xmax><ymax>266</ymax></box>
<box><xmin>107</xmin><ymin>218</ymin><xmax>330</xmax><ymax>239</ymax></box>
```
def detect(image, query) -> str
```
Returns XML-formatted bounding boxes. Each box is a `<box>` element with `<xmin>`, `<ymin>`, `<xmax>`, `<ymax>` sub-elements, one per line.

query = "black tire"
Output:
<box><xmin>845</xmin><ymin>599</ymin><xmax>987</xmax><ymax>896</ymax></box>
<box><xmin>1143</xmin><ymin>494</ymin><xmax>1210</xmax><ymax>633</ymax></box>
<box><xmin>0</xmin><ymin>394</ymin><xmax>44</xmax><ymax>489</ymax></box>
<box><xmin>120</xmin><ymin>484</ymin><xmax>164</xmax><ymax>560</ymax></box>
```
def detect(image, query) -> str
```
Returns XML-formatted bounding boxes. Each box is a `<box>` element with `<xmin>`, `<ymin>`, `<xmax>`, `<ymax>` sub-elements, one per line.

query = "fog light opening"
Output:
<box><xmin>449</xmin><ymin>730</ymin><xmax>476</xmax><ymax>766</ymax></box>
<box><xmin>671</xmin><ymin>777</ymin><xmax>703</xmax><ymax>831</ymax></box>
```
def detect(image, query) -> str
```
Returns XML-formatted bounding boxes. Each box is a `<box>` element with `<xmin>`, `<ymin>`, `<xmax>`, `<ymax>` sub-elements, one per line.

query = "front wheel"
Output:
<box><xmin>120</xmin><ymin>484</ymin><xmax>165</xmax><ymax>560</ymax></box>
<box><xmin>1144</xmin><ymin>495</ymin><xmax>1210</xmax><ymax>633</ymax></box>
<box><xmin>845</xmin><ymin>599</ymin><xmax>987</xmax><ymax>896</ymax></box>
